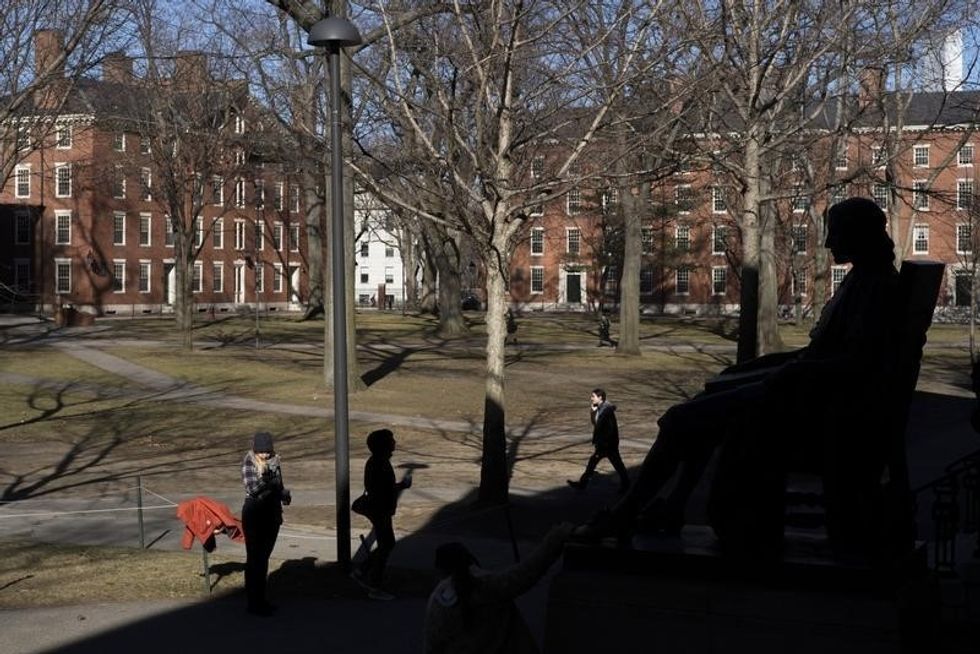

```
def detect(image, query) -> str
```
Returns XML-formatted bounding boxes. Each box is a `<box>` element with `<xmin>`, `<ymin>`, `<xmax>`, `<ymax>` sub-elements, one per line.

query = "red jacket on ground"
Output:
<box><xmin>176</xmin><ymin>496</ymin><xmax>245</xmax><ymax>552</ymax></box>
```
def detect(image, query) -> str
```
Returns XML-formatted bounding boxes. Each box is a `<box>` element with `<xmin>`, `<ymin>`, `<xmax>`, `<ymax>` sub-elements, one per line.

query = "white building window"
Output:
<box><xmin>385</xmin><ymin>246</ymin><xmax>395</xmax><ymax>258</ymax></box>
<box><xmin>235</xmin><ymin>178</ymin><xmax>246</xmax><ymax>207</ymax></box>
<box><xmin>56</xmin><ymin>124</ymin><xmax>72</xmax><ymax>149</ymax></box>
<box><xmin>192</xmin><ymin>261</ymin><xmax>203</xmax><ymax>293</ymax></box>
<box><xmin>384</xmin><ymin>266</ymin><xmax>394</xmax><ymax>284</ymax></box>
<box><xmin>641</xmin><ymin>227</ymin><xmax>653</xmax><ymax>255</ymax></box>
<box><xmin>566</xmin><ymin>228</ymin><xmax>581</xmax><ymax>255</ymax></box>
<box><xmin>832</xmin><ymin>265</ymin><xmax>848</xmax><ymax>295</ymax></box>
<box><xmin>15</xmin><ymin>165</ymin><xmax>30</xmax><ymax>198</ymax></box>
<box><xmin>834</xmin><ymin>145</ymin><xmax>848</xmax><ymax>170</ymax></box>
<box><xmin>140</xmin><ymin>136</ymin><xmax>151</xmax><ymax>154</ymax></box>
<box><xmin>165</xmin><ymin>216</ymin><xmax>175</xmax><ymax>247</ymax></box>
<box><xmin>712</xmin><ymin>225</ymin><xmax>727</xmax><ymax>255</ymax></box>
<box><xmin>55</xmin><ymin>164</ymin><xmax>71</xmax><ymax>198</ymax></box>
<box><xmin>212</xmin><ymin>263</ymin><xmax>224</xmax><ymax>292</ymax></box>
<box><xmin>712</xmin><ymin>266</ymin><xmax>727</xmax><ymax>295</ymax></box>
<box><xmin>958</xmin><ymin>180</ymin><xmax>974</xmax><ymax>210</ymax></box>
<box><xmin>531</xmin><ymin>156</ymin><xmax>544</xmax><ymax>180</ymax></box>
<box><xmin>273</xmin><ymin>264</ymin><xmax>284</xmax><ymax>293</ymax></box>
<box><xmin>360</xmin><ymin>267</ymin><xmax>369</xmax><ymax>283</ymax></box>
<box><xmin>16</xmin><ymin>124</ymin><xmax>30</xmax><ymax>150</ymax></box>
<box><xmin>234</xmin><ymin>113</ymin><xmax>245</xmax><ymax>134</ymax></box>
<box><xmin>531</xmin><ymin>228</ymin><xmax>544</xmax><ymax>255</ymax></box>
<box><xmin>254</xmin><ymin>221</ymin><xmax>264</xmax><ymax>251</ymax></box>
<box><xmin>957</xmin><ymin>224</ymin><xmax>973</xmax><ymax>254</ymax></box>
<box><xmin>290</xmin><ymin>185</ymin><xmax>300</xmax><ymax>213</ymax></box>
<box><xmin>872</xmin><ymin>183</ymin><xmax>890</xmax><ymax>209</ymax></box>
<box><xmin>601</xmin><ymin>187</ymin><xmax>619</xmax><ymax>212</ymax></box>
<box><xmin>675</xmin><ymin>185</ymin><xmax>694</xmax><ymax>213</ymax></box>
<box><xmin>790</xmin><ymin>224</ymin><xmax>807</xmax><ymax>254</ymax></box>
<box><xmin>675</xmin><ymin>267</ymin><xmax>690</xmax><ymax>295</ymax></box>
<box><xmin>15</xmin><ymin>211</ymin><xmax>31</xmax><ymax>244</ymax></box>
<box><xmin>566</xmin><ymin>188</ymin><xmax>582</xmax><ymax>215</ymax></box>
<box><xmin>112</xmin><ymin>260</ymin><xmax>125</xmax><ymax>292</ymax></box>
<box><xmin>676</xmin><ymin>224</ymin><xmax>691</xmax><ymax>251</ymax></box>
<box><xmin>273</xmin><ymin>223</ymin><xmax>284</xmax><ymax>250</ymax></box>
<box><xmin>212</xmin><ymin>218</ymin><xmax>224</xmax><ymax>249</ymax></box>
<box><xmin>235</xmin><ymin>220</ymin><xmax>246</xmax><ymax>250</ymax></box>
<box><xmin>360</xmin><ymin>241</ymin><xmax>369</xmax><ymax>257</ymax></box>
<box><xmin>55</xmin><ymin>259</ymin><xmax>71</xmax><ymax>294</ymax></box>
<box><xmin>113</xmin><ymin>165</ymin><xmax>126</xmax><ymax>198</ymax></box>
<box><xmin>530</xmin><ymin>266</ymin><xmax>544</xmax><ymax>294</ymax></box>
<box><xmin>253</xmin><ymin>179</ymin><xmax>265</xmax><ymax>209</ymax></box>
<box><xmin>139</xmin><ymin>262</ymin><xmax>151</xmax><ymax>293</ymax></box>
<box><xmin>137</xmin><ymin>213</ymin><xmax>151</xmax><ymax>247</ymax></box>
<box><xmin>14</xmin><ymin>260</ymin><xmax>30</xmax><ymax>291</ymax></box>
<box><xmin>194</xmin><ymin>217</ymin><xmax>203</xmax><ymax>248</ymax></box>
<box><xmin>712</xmin><ymin>186</ymin><xmax>727</xmax><ymax>213</ymax></box>
<box><xmin>830</xmin><ymin>183</ymin><xmax>847</xmax><ymax>206</ymax></box>
<box><xmin>872</xmin><ymin>146</ymin><xmax>886</xmax><ymax>168</ymax></box>
<box><xmin>212</xmin><ymin>177</ymin><xmax>224</xmax><ymax>206</ymax></box>
<box><xmin>55</xmin><ymin>212</ymin><xmax>71</xmax><ymax>245</ymax></box>
<box><xmin>113</xmin><ymin>212</ymin><xmax>126</xmax><ymax>245</ymax></box>
<box><xmin>959</xmin><ymin>144</ymin><xmax>974</xmax><ymax>167</ymax></box>
<box><xmin>255</xmin><ymin>264</ymin><xmax>264</xmax><ymax>293</ymax></box>
<box><xmin>913</xmin><ymin>180</ymin><xmax>929</xmax><ymax>211</ymax></box>
<box><xmin>792</xmin><ymin>270</ymin><xmax>808</xmax><ymax>297</ymax></box>
<box><xmin>113</xmin><ymin>132</ymin><xmax>126</xmax><ymax>152</ymax></box>
<box><xmin>912</xmin><ymin>224</ymin><xmax>929</xmax><ymax>254</ymax></box>
<box><xmin>274</xmin><ymin>182</ymin><xmax>284</xmax><ymax>211</ymax></box>
<box><xmin>913</xmin><ymin>144</ymin><xmax>929</xmax><ymax>168</ymax></box>
<box><xmin>792</xmin><ymin>187</ymin><xmax>810</xmax><ymax>212</ymax></box>
<box><xmin>289</xmin><ymin>224</ymin><xmax>300</xmax><ymax>251</ymax></box>
<box><xmin>140</xmin><ymin>168</ymin><xmax>152</xmax><ymax>201</ymax></box>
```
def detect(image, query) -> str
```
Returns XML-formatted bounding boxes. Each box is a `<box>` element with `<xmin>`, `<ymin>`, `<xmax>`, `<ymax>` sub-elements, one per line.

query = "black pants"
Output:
<box><xmin>361</xmin><ymin>513</ymin><xmax>395</xmax><ymax>586</ymax></box>
<box><xmin>579</xmin><ymin>444</ymin><xmax>631</xmax><ymax>488</ymax></box>
<box><xmin>242</xmin><ymin>499</ymin><xmax>281</xmax><ymax>609</ymax></box>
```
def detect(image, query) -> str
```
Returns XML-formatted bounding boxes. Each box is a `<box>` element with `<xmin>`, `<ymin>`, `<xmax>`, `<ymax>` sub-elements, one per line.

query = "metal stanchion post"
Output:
<box><xmin>137</xmin><ymin>474</ymin><xmax>145</xmax><ymax>549</ymax></box>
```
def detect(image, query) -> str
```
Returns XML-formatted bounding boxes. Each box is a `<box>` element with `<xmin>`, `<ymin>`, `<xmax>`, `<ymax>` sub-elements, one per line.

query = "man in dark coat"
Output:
<box><xmin>567</xmin><ymin>388</ymin><xmax>632</xmax><ymax>493</ymax></box>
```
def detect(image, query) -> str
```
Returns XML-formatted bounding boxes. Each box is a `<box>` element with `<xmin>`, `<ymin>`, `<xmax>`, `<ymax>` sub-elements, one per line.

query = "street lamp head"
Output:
<box><xmin>308</xmin><ymin>17</ymin><xmax>362</xmax><ymax>49</ymax></box>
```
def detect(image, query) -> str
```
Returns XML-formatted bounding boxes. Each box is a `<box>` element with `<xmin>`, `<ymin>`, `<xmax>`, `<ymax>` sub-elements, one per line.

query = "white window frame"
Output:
<box><xmin>14</xmin><ymin>259</ymin><xmax>31</xmax><ymax>291</ymax></box>
<box><xmin>140</xmin><ymin>168</ymin><xmax>152</xmax><ymax>201</ymax></box>
<box><xmin>274</xmin><ymin>182</ymin><xmax>285</xmax><ymax>211</ymax></box>
<box><xmin>113</xmin><ymin>212</ymin><xmax>126</xmax><ymax>246</ymax></box>
<box><xmin>212</xmin><ymin>177</ymin><xmax>224</xmax><ymax>206</ymax></box>
<box><xmin>912</xmin><ymin>224</ymin><xmax>929</xmax><ymax>255</ymax></box>
<box><xmin>194</xmin><ymin>217</ymin><xmax>203</xmax><ymax>248</ymax></box>
<box><xmin>192</xmin><ymin>261</ymin><xmax>203</xmax><ymax>293</ymax></box>
<box><xmin>711</xmin><ymin>186</ymin><xmax>727</xmax><ymax>213</ymax></box>
<box><xmin>958</xmin><ymin>144</ymin><xmax>974</xmax><ymax>167</ymax></box>
<box><xmin>566</xmin><ymin>227</ymin><xmax>581</xmax><ymax>255</ymax></box>
<box><xmin>254</xmin><ymin>179</ymin><xmax>265</xmax><ymax>209</ymax></box>
<box><xmin>530</xmin><ymin>227</ymin><xmax>544</xmax><ymax>256</ymax></box>
<box><xmin>113</xmin><ymin>165</ymin><xmax>126</xmax><ymax>199</ymax></box>
<box><xmin>792</xmin><ymin>270</ymin><xmax>808</xmax><ymax>297</ymax></box>
<box><xmin>289</xmin><ymin>224</ymin><xmax>300</xmax><ymax>252</ymax></box>
<box><xmin>290</xmin><ymin>185</ymin><xmax>300</xmax><ymax>213</ymax></box>
<box><xmin>55</xmin><ymin>258</ymin><xmax>71</xmax><ymax>294</ymax></box>
<box><xmin>360</xmin><ymin>266</ymin><xmax>369</xmax><ymax>284</ymax></box>
<box><xmin>676</xmin><ymin>224</ymin><xmax>691</xmax><ymax>251</ymax></box>
<box><xmin>711</xmin><ymin>225</ymin><xmax>726</xmax><ymax>255</ymax></box>
<box><xmin>212</xmin><ymin>262</ymin><xmax>224</xmax><ymax>293</ymax></box>
<box><xmin>872</xmin><ymin>183</ymin><xmax>890</xmax><ymax>209</ymax></box>
<box><xmin>14</xmin><ymin>164</ymin><xmax>30</xmax><ymax>198</ymax></box>
<box><xmin>14</xmin><ymin>211</ymin><xmax>31</xmax><ymax>245</ymax></box>
<box><xmin>212</xmin><ymin>218</ymin><xmax>224</xmax><ymax>249</ymax></box>
<box><xmin>675</xmin><ymin>184</ymin><xmax>693</xmax><ymax>214</ymax></box>
<box><xmin>273</xmin><ymin>222</ymin><xmax>284</xmax><ymax>250</ymax></box>
<box><xmin>712</xmin><ymin>266</ymin><xmax>727</xmax><ymax>295</ymax></box>
<box><xmin>138</xmin><ymin>261</ymin><xmax>151</xmax><ymax>293</ymax></box>
<box><xmin>566</xmin><ymin>188</ymin><xmax>582</xmax><ymax>215</ymax></box>
<box><xmin>912</xmin><ymin>180</ymin><xmax>929</xmax><ymax>211</ymax></box>
<box><xmin>55</xmin><ymin>163</ymin><xmax>71</xmax><ymax>198</ymax></box>
<box><xmin>165</xmin><ymin>215</ymin><xmax>175</xmax><ymax>247</ymax></box>
<box><xmin>273</xmin><ymin>263</ymin><xmax>284</xmax><ymax>293</ymax></box>
<box><xmin>384</xmin><ymin>266</ymin><xmax>394</xmax><ymax>284</ymax></box>
<box><xmin>530</xmin><ymin>266</ymin><xmax>544</xmax><ymax>294</ymax></box>
<box><xmin>641</xmin><ymin>227</ymin><xmax>653</xmax><ymax>255</ymax></box>
<box><xmin>235</xmin><ymin>220</ymin><xmax>246</xmax><ymax>250</ymax></box>
<box><xmin>790</xmin><ymin>224</ymin><xmax>807</xmax><ymax>255</ymax></box>
<box><xmin>234</xmin><ymin>113</ymin><xmax>245</xmax><ymax>134</ymax></box>
<box><xmin>640</xmin><ymin>267</ymin><xmax>654</xmax><ymax>294</ymax></box>
<box><xmin>112</xmin><ymin>260</ymin><xmax>126</xmax><ymax>293</ymax></box>
<box><xmin>140</xmin><ymin>135</ymin><xmax>151</xmax><ymax>154</ymax></box>
<box><xmin>531</xmin><ymin>156</ymin><xmax>544</xmax><ymax>180</ymax></box>
<box><xmin>138</xmin><ymin>213</ymin><xmax>152</xmax><ymax>247</ymax></box>
<box><xmin>956</xmin><ymin>224</ymin><xmax>973</xmax><ymax>255</ymax></box>
<box><xmin>872</xmin><ymin>146</ymin><xmax>886</xmax><ymax>168</ymax></box>
<box><xmin>235</xmin><ymin>178</ymin><xmax>246</xmax><ymax>207</ymax></box>
<box><xmin>255</xmin><ymin>263</ymin><xmax>264</xmax><ymax>293</ymax></box>
<box><xmin>831</xmin><ymin>265</ymin><xmax>848</xmax><ymax>295</ymax></box>
<box><xmin>957</xmin><ymin>180</ymin><xmax>974</xmax><ymax>210</ymax></box>
<box><xmin>830</xmin><ymin>183</ymin><xmax>847</xmax><ymax>206</ymax></box>
<box><xmin>55</xmin><ymin>211</ymin><xmax>72</xmax><ymax>245</ymax></box>
<box><xmin>792</xmin><ymin>187</ymin><xmax>810</xmax><ymax>213</ymax></box>
<box><xmin>56</xmin><ymin>124</ymin><xmax>72</xmax><ymax>149</ymax></box>
<box><xmin>913</xmin><ymin>144</ymin><xmax>930</xmax><ymax>168</ymax></box>
<box><xmin>675</xmin><ymin>267</ymin><xmax>690</xmax><ymax>295</ymax></box>
<box><xmin>16</xmin><ymin>124</ymin><xmax>30</xmax><ymax>151</ymax></box>
<box><xmin>834</xmin><ymin>145</ymin><xmax>848</xmax><ymax>170</ymax></box>
<box><xmin>113</xmin><ymin>132</ymin><xmax>126</xmax><ymax>152</ymax></box>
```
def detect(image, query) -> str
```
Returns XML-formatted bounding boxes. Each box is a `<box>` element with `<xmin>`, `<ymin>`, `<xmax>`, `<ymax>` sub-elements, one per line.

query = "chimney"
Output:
<box><xmin>173</xmin><ymin>51</ymin><xmax>208</xmax><ymax>88</ymax></box>
<box><xmin>34</xmin><ymin>29</ymin><xmax>65</xmax><ymax>78</ymax></box>
<box><xmin>103</xmin><ymin>52</ymin><xmax>133</xmax><ymax>84</ymax></box>
<box><xmin>859</xmin><ymin>67</ymin><xmax>884</xmax><ymax>107</ymax></box>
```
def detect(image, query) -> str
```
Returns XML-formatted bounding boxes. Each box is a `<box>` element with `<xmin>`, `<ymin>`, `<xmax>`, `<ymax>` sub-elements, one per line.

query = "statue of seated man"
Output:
<box><xmin>577</xmin><ymin>197</ymin><xmax>902</xmax><ymax>561</ymax></box>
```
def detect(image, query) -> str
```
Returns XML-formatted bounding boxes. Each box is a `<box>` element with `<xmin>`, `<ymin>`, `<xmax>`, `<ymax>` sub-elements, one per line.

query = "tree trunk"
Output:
<box><xmin>174</xmin><ymin>225</ymin><xmax>194</xmax><ymax>350</ymax></box>
<box><xmin>302</xmin><ymin>169</ymin><xmax>325</xmax><ymax>317</ymax></box>
<box><xmin>400</xmin><ymin>226</ymin><xmax>419</xmax><ymax>311</ymax></box>
<box><xmin>419</xmin><ymin>242</ymin><xmax>438</xmax><ymax>314</ymax></box>
<box><xmin>432</xmin><ymin>230</ymin><xmax>466</xmax><ymax>336</ymax></box>
<box><xmin>736</xmin><ymin>140</ymin><xmax>762</xmax><ymax>363</ymax></box>
<box><xmin>757</xmin><ymin>199</ymin><xmax>783</xmax><ymax>354</ymax></box>
<box><xmin>617</xmin><ymin>183</ymin><xmax>643</xmax><ymax>355</ymax></box>
<box><xmin>810</xmin><ymin>207</ymin><xmax>828</xmax><ymax>322</ymax></box>
<box><xmin>479</xmin><ymin>261</ymin><xmax>509</xmax><ymax>505</ymax></box>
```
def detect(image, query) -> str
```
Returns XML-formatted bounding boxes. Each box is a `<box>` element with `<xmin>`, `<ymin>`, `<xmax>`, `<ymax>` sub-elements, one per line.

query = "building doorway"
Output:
<box><xmin>955</xmin><ymin>269</ymin><xmax>973</xmax><ymax>307</ymax></box>
<box><xmin>288</xmin><ymin>264</ymin><xmax>301</xmax><ymax>307</ymax></box>
<box><xmin>163</xmin><ymin>262</ymin><xmax>176</xmax><ymax>305</ymax></box>
<box><xmin>234</xmin><ymin>263</ymin><xmax>246</xmax><ymax>304</ymax></box>
<box><xmin>565</xmin><ymin>271</ymin><xmax>583</xmax><ymax>305</ymax></box>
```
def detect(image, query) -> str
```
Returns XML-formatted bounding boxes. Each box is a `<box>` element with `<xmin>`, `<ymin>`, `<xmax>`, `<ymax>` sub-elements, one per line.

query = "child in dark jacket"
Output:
<box><xmin>354</xmin><ymin>428</ymin><xmax>411</xmax><ymax>600</ymax></box>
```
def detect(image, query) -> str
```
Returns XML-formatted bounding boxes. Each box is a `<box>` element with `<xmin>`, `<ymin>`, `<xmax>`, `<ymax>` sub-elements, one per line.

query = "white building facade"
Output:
<box><xmin>353</xmin><ymin>198</ymin><xmax>408</xmax><ymax>309</ymax></box>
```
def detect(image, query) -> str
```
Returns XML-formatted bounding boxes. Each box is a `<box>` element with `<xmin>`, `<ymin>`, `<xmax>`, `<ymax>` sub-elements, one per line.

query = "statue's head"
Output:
<box><xmin>825</xmin><ymin>197</ymin><xmax>895</xmax><ymax>266</ymax></box>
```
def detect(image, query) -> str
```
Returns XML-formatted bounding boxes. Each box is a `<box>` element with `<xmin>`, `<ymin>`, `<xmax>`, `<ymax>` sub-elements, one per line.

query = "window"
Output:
<box><xmin>15</xmin><ymin>211</ymin><xmax>30</xmax><ymax>244</ymax></box>
<box><xmin>530</xmin><ymin>266</ymin><xmax>544</xmax><ymax>293</ymax></box>
<box><xmin>830</xmin><ymin>183</ymin><xmax>847</xmax><ymax>206</ymax></box>
<box><xmin>15</xmin><ymin>165</ymin><xmax>30</xmax><ymax>198</ymax></box>
<box><xmin>234</xmin><ymin>113</ymin><xmax>245</xmax><ymax>134</ymax></box>
<box><xmin>675</xmin><ymin>267</ymin><xmax>690</xmax><ymax>295</ymax></box>
<box><xmin>712</xmin><ymin>225</ymin><xmax>727</xmax><ymax>255</ymax></box>
<box><xmin>235</xmin><ymin>178</ymin><xmax>246</xmax><ymax>207</ymax></box>
<box><xmin>913</xmin><ymin>180</ymin><xmax>929</xmax><ymax>211</ymax></box>
<box><xmin>140</xmin><ymin>136</ymin><xmax>151</xmax><ymax>154</ymax></box>
<box><xmin>676</xmin><ymin>225</ymin><xmax>691</xmax><ymax>251</ymax></box>
<box><xmin>55</xmin><ymin>124</ymin><xmax>72</xmax><ymax>149</ymax></box>
<box><xmin>912</xmin><ymin>224</ymin><xmax>929</xmax><ymax>254</ymax></box>
<box><xmin>831</xmin><ymin>266</ymin><xmax>847</xmax><ymax>295</ymax></box>
<box><xmin>872</xmin><ymin>183</ymin><xmax>890</xmax><ymax>209</ymax></box>
<box><xmin>273</xmin><ymin>264</ymin><xmax>284</xmax><ymax>293</ymax></box>
<box><xmin>141</xmin><ymin>168</ymin><xmax>152</xmax><ymax>201</ymax></box>
<box><xmin>55</xmin><ymin>164</ymin><xmax>71</xmax><ymax>197</ymax></box>
<box><xmin>212</xmin><ymin>263</ymin><xmax>223</xmax><ymax>292</ymax></box>
<box><xmin>872</xmin><ymin>146</ymin><xmax>886</xmax><ymax>167</ymax></box>
<box><xmin>255</xmin><ymin>264</ymin><xmax>264</xmax><ymax>293</ymax></box>
<box><xmin>55</xmin><ymin>212</ymin><xmax>71</xmax><ymax>245</ymax></box>
<box><xmin>641</xmin><ymin>227</ymin><xmax>653</xmax><ymax>255</ymax></box>
<box><xmin>234</xmin><ymin>149</ymin><xmax>245</xmax><ymax>166</ymax></box>
<box><xmin>192</xmin><ymin>262</ymin><xmax>203</xmax><ymax>293</ymax></box>
<box><xmin>675</xmin><ymin>185</ymin><xmax>694</xmax><ymax>213</ymax></box>
<box><xmin>289</xmin><ymin>225</ymin><xmax>300</xmax><ymax>251</ymax></box>
<box><xmin>957</xmin><ymin>224</ymin><xmax>973</xmax><ymax>254</ymax></box>
<box><xmin>112</xmin><ymin>165</ymin><xmax>126</xmax><ymax>198</ymax></box>
<box><xmin>360</xmin><ymin>267</ymin><xmax>369</xmax><ymax>284</ymax></box>
<box><xmin>384</xmin><ymin>267</ymin><xmax>394</xmax><ymax>284</ymax></box>
<box><xmin>385</xmin><ymin>245</ymin><xmax>394</xmax><ymax>258</ymax></box>
<box><xmin>273</xmin><ymin>182</ymin><xmax>284</xmax><ymax>211</ymax></box>
<box><xmin>360</xmin><ymin>241</ymin><xmax>369</xmax><ymax>257</ymax></box>
<box><xmin>15</xmin><ymin>260</ymin><xmax>31</xmax><ymax>291</ymax></box>
<box><xmin>531</xmin><ymin>228</ymin><xmax>544</xmax><ymax>255</ymax></box>
<box><xmin>16</xmin><ymin>124</ymin><xmax>30</xmax><ymax>150</ymax></box>
<box><xmin>138</xmin><ymin>213</ymin><xmax>151</xmax><ymax>246</ymax></box>
<box><xmin>712</xmin><ymin>186</ymin><xmax>727</xmax><ymax>213</ymax></box>
<box><xmin>712</xmin><ymin>266</ymin><xmax>727</xmax><ymax>295</ymax></box>
<box><xmin>959</xmin><ymin>144</ymin><xmax>974</xmax><ymax>167</ymax></box>
<box><xmin>212</xmin><ymin>218</ymin><xmax>223</xmax><ymax>249</ymax></box>
<box><xmin>529</xmin><ymin>202</ymin><xmax>543</xmax><ymax>217</ymax></box>
<box><xmin>792</xmin><ymin>270</ymin><xmax>808</xmax><ymax>297</ymax></box>
<box><xmin>254</xmin><ymin>221</ymin><xmax>264</xmax><ymax>251</ymax></box>
<box><xmin>113</xmin><ymin>132</ymin><xmax>126</xmax><ymax>152</ymax></box>
<box><xmin>834</xmin><ymin>145</ymin><xmax>848</xmax><ymax>170</ymax></box>
<box><xmin>958</xmin><ymin>180</ymin><xmax>974</xmax><ymax>210</ymax></box>
<box><xmin>235</xmin><ymin>220</ymin><xmax>246</xmax><ymax>250</ymax></box>
<box><xmin>139</xmin><ymin>262</ymin><xmax>151</xmax><ymax>293</ymax></box>
<box><xmin>290</xmin><ymin>185</ymin><xmax>300</xmax><ymax>213</ymax></box>
<box><xmin>273</xmin><ymin>223</ymin><xmax>283</xmax><ymax>250</ymax></box>
<box><xmin>531</xmin><ymin>156</ymin><xmax>544</xmax><ymax>180</ymax></box>
<box><xmin>55</xmin><ymin>259</ymin><xmax>71</xmax><ymax>294</ymax></box>
<box><xmin>601</xmin><ymin>187</ymin><xmax>619</xmax><ymax>211</ymax></box>
<box><xmin>913</xmin><ymin>144</ymin><xmax>929</xmax><ymax>168</ymax></box>
<box><xmin>566</xmin><ymin>188</ymin><xmax>582</xmax><ymax>215</ymax></box>
<box><xmin>792</xmin><ymin>187</ymin><xmax>810</xmax><ymax>212</ymax></box>
<box><xmin>254</xmin><ymin>180</ymin><xmax>265</xmax><ymax>209</ymax></box>
<box><xmin>566</xmin><ymin>228</ymin><xmax>581</xmax><ymax>254</ymax></box>
<box><xmin>112</xmin><ymin>261</ymin><xmax>125</xmax><ymax>292</ymax></box>
<box><xmin>955</xmin><ymin>270</ymin><xmax>973</xmax><ymax>306</ymax></box>
<box><xmin>640</xmin><ymin>268</ymin><xmax>654</xmax><ymax>294</ymax></box>
<box><xmin>113</xmin><ymin>212</ymin><xmax>126</xmax><ymax>245</ymax></box>
<box><xmin>790</xmin><ymin>224</ymin><xmax>807</xmax><ymax>254</ymax></box>
<box><xmin>212</xmin><ymin>177</ymin><xmax>224</xmax><ymax>206</ymax></box>
<box><xmin>165</xmin><ymin>216</ymin><xmax>175</xmax><ymax>247</ymax></box>
<box><xmin>194</xmin><ymin>217</ymin><xmax>203</xmax><ymax>248</ymax></box>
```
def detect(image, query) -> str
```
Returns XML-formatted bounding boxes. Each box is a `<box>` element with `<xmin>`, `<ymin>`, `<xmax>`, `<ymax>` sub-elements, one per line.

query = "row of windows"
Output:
<box><xmin>527</xmin><ymin>225</ymin><xmax>734</xmax><ymax>256</ymax></box>
<box><xmin>910</xmin><ymin>223</ymin><xmax>974</xmax><ymax>255</ymax></box>
<box><xmin>358</xmin><ymin>242</ymin><xmax>397</xmax><ymax>258</ymax></box>
<box><xmin>525</xmin><ymin>266</ymin><xmax>731</xmax><ymax>296</ymax></box>
<box><xmin>357</xmin><ymin>267</ymin><xmax>396</xmax><ymax>285</ymax></box>
<box><xmin>54</xmin><ymin>259</ymin><xmax>285</xmax><ymax>295</ymax></box>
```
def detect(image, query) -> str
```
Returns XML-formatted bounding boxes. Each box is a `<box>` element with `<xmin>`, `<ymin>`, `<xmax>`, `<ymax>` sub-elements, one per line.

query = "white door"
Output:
<box><xmin>165</xmin><ymin>263</ymin><xmax>176</xmax><ymax>305</ymax></box>
<box><xmin>289</xmin><ymin>265</ymin><xmax>301</xmax><ymax>305</ymax></box>
<box><xmin>234</xmin><ymin>264</ymin><xmax>245</xmax><ymax>304</ymax></box>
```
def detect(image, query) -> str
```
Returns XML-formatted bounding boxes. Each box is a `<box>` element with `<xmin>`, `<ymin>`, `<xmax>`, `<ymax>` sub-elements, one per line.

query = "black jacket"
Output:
<box><xmin>591</xmin><ymin>401</ymin><xmax>619</xmax><ymax>449</ymax></box>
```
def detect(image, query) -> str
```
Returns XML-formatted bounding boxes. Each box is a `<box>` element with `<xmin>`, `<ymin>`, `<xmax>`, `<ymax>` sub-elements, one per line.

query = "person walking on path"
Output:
<box><xmin>567</xmin><ymin>388</ymin><xmax>631</xmax><ymax>493</ymax></box>
<box><xmin>353</xmin><ymin>428</ymin><xmax>411</xmax><ymax>600</ymax></box>
<box><xmin>423</xmin><ymin>523</ymin><xmax>575</xmax><ymax>654</ymax></box>
<box><xmin>241</xmin><ymin>431</ymin><xmax>291</xmax><ymax>616</ymax></box>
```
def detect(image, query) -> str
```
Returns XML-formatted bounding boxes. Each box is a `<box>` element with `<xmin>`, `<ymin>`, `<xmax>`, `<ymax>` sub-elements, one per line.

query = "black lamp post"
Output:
<box><xmin>308</xmin><ymin>15</ymin><xmax>362</xmax><ymax>569</ymax></box>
